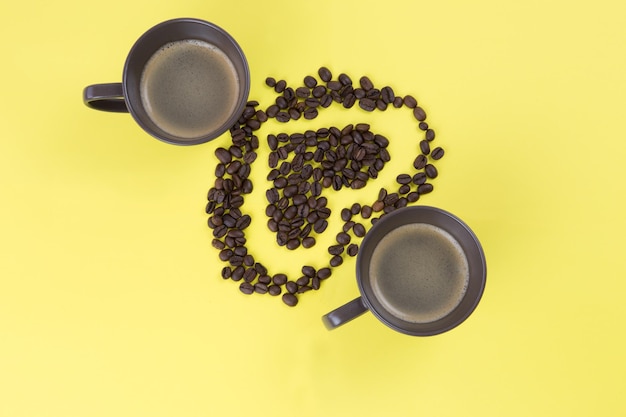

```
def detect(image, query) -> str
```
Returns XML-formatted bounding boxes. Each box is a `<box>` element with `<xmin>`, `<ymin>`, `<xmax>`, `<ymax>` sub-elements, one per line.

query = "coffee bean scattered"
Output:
<box><xmin>207</xmin><ymin>68</ymin><xmax>444</xmax><ymax>307</ymax></box>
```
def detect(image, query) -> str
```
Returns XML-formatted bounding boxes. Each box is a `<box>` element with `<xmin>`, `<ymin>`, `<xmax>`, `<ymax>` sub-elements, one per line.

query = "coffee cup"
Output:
<box><xmin>83</xmin><ymin>18</ymin><xmax>250</xmax><ymax>145</ymax></box>
<box><xmin>322</xmin><ymin>206</ymin><xmax>486</xmax><ymax>336</ymax></box>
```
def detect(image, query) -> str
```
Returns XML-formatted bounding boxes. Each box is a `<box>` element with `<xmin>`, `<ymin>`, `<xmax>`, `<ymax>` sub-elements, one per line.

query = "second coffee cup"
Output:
<box><xmin>322</xmin><ymin>206</ymin><xmax>487</xmax><ymax>336</ymax></box>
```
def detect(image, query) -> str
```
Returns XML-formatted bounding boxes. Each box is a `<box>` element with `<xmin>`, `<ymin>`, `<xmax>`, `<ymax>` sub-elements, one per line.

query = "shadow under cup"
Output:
<box><xmin>323</xmin><ymin>206</ymin><xmax>486</xmax><ymax>336</ymax></box>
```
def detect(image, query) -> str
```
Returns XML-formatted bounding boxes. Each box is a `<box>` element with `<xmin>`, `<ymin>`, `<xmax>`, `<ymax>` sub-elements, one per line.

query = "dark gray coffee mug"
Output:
<box><xmin>322</xmin><ymin>206</ymin><xmax>486</xmax><ymax>336</ymax></box>
<box><xmin>83</xmin><ymin>18</ymin><xmax>250</xmax><ymax>145</ymax></box>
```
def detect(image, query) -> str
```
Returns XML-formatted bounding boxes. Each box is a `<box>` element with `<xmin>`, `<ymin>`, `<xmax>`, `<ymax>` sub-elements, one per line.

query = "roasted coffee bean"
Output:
<box><xmin>425</xmin><ymin>164</ymin><xmax>438</xmax><ymax>179</ymax></box>
<box><xmin>418</xmin><ymin>183</ymin><xmax>434</xmax><ymax>194</ymax></box>
<box><xmin>361</xmin><ymin>205</ymin><xmax>373</xmax><ymax>219</ymax></box>
<box><xmin>256</xmin><ymin>110</ymin><xmax>268</xmax><ymax>123</ymax></box>
<box><xmin>267</xmin><ymin>219</ymin><xmax>278</xmax><ymax>232</ymax></box>
<box><xmin>215</xmin><ymin>148</ymin><xmax>232</xmax><ymax>164</ymax></box>
<box><xmin>282</xmin><ymin>293</ymin><xmax>298</xmax><ymax>306</ymax></box>
<box><xmin>353</xmin><ymin>223</ymin><xmax>366</xmax><ymax>237</ymax></box>
<box><xmin>376</xmin><ymin>99</ymin><xmax>388</xmax><ymax>111</ymax></box>
<box><xmin>407</xmin><ymin>192</ymin><xmax>420</xmax><ymax>202</ymax></box>
<box><xmin>374</xmin><ymin>134</ymin><xmax>389</xmax><ymax>148</ymax></box>
<box><xmin>338</xmin><ymin>73</ymin><xmax>352</xmax><ymax>86</ymax></box>
<box><xmin>393</xmin><ymin>96</ymin><xmax>403</xmax><ymax>108</ymax></box>
<box><xmin>347</xmin><ymin>244</ymin><xmax>359</xmax><ymax>257</ymax></box>
<box><xmin>337</xmin><ymin>232</ymin><xmax>351</xmax><ymax>245</ymax></box>
<box><xmin>241</xmin><ymin>106</ymin><xmax>255</xmax><ymax>121</ymax></box>
<box><xmin>381</xmin><ymin>86</ymin><xmax>395</xmax><ymax>104</ymax></box>
<box><xmin>314</xmin><ymin>219</ymin><xmax>328</xmax><ymax>233</ymax></box>
<box><xmin>246</xmin><ymin>119</ymin><xmax>261</xmax><ymax>130</ymax></box>
<box><xmin>272</xmin><ymin>273</ymin><xmax>287</xmax><ymax>286</ymax></box>
<box><xmin>257</xmin><ymin>268</ymin><xmax>270</xmax><ymax>282</ymax></box>
<box><xmin>320</xmin><ymin>94</ymin><xmax>333</xmax><ymax>108</ymax></box>
<box><xmin>366</xmin><ymin>88</ymin><xmax>380</xmax><ymax>99</ymax></box>
<box><xmin>233</xmin><ymin>246</ymin><xmax>247</xmax><ymax>257</ymax></box>
<box><xmin>243</xmin><ymin>268</ymin><xmax>257</xmax><ymax>283</ymax></box>
<box><xmin>305</xmin><ymin>97</ymin><xmax>321</xmax><ymax>108</ymax></box>
<box><xmin>226</xmin><ymin>160</ymin><xmax>242</xmax><ymax>175</ymax></box>
<box><xmin>339</xmin><ymin>208</ymin><xmax>351</xmax><ymax>222</ymax></box>
<box><xmin>288</xmin><ymin>108</ymin><xmax>301</xmax><ymax>120</ymax></box>
<box><xmin>359</xmin><ymin>98</ymin><xmax>376</xmax><ymax>112</ymax></box>
<box><xmin>268</xmin><ymin>152</ymin><xmax>279</xmax><ymax>168</ymax></box>
<box><xmin>372</xmin><ymin>200</ymin><xmax>385</xmax><ymax>212</ymax></box>
<box><xmin>343</xmin><ymin>93</ymin><xmax>356</xmax><ymax>108</ymax></box>
<box><xmin>286</xmin><ymin>281</ymin><xmax>298</xmax><ymax>294</ymax></box>
<box><xmin>425</xmin><ymin>129</ymin><xmax>436</xmax><ymax>141</ymax></box>
<box><xmin>274</xmin><ymin>79</ymin><xmax>287</xmax><ymax>93</ymax></box>
<box><xmin>286</xmin><ymin>239</ymin><xmax>300</xmax><ymax>250</ymax></box>
<box><xmin>296</xmin><ymin>86</ymin><xmax>310</xmax><ymax>98</ymax></box>
<box><xmin>231</xmin><ymin>266</ymin><xmax>245</xmax><ymax>281</ymax></box>
<box><xmin>266</xmin><ymin>188</ymin><xmax>279</xmax><ymax>204</ymax></box>
<box><xmin>304</xmin><ymin>75</ymin><xmax>317</xmax><ymax>88</ymax></box>
<box><xmin>266</xmin><ymin>104</ymin><xmax>279</xmax><ymax>118</ymax></box>
<box><xmin>342</xmin><ymin>221</ymin><xmax>355</xmax><ymax>233</ymax></box>
<box><xmin>419</xmin><ymin>140</ymin><xmax>431</xmax><ymax>155</ymax></box>
<box><xmin>296</xmin><ymin>276</ymin><xmax>310</xmax><ymax>287</ymax></box>
<box><xmin>377</xmin><ymin>188</ymin><xmax>388</xmax><ymax>201</ymax></box>
<box><xmin>396</xmin><ymin>197</ymin><xmax>408</xmax><ymax>208</ymax></box>
<box><xmin>413</xmin><ymin>106</ymin><xmax>427</xmax><ymax>121</ymax></box>
<box><xmin>413</xmin><ymin>172</ymin><xmax>427</xmax><ymax>185</ymax></box>
<box><xmin>403</xmin><ymin>95</ymin><xmax>417</xmax><ymax>108</ymax></box>
<box><xmin>315</xmin><ymin>268</ymin><xmax>330</xmax><ymax>280</ymax></box>
<box><xmin>236</xmin><ymin>214</ymin><xmax>251</xmax><ymax>230</ymax></box>
<box><xmin>318</xmin><ymin>67</ymin><xmax>332</xmax><ymax>82</ymax></box>
<box><xmin>297</xmin><ymin>285</ymin><xmax>313</xmax><ymax>294</ymax></box>
<box><xmin>311</xmin><ymin>277</ymin><xmax>321</xmax><ymax>290</ymax></box>
<box><xmin>398</xmin><ymin>184</ymin><xmax>411</xmax><ymax>195</ymax></box>
<box><xmin>215</xmin><ymin>163</ymin><xmax>226</xmax><ymax>178</ymax></box>
<box><xmin>276</xmin><ymin>231</ymin><xmax>288</xmax><ymax>246</ymax></box>
<box><xmin>397</xmin><ymin>174</ymin><xmax>412</xmax><ymax>184</ymax></box>
<box><xmin>312</xmin><ymin>85</ymin><xmax>327</xmax><ymax>98</ymax></box>
<box><xmin>330</xmin><ymin>255</ymin><xmax>343</xmax><ymax>267</ymax></box>
<box><xmin>413</xmin><ymin>154</ymin><xmax>428</xmax><ymax>169</ymax></box>
<box><xmin>359</xmin><ymin>76</ymin><xmax>374</xmax><ymax>91</ymax></box>
<box><xmin>283</xmin><ymin>87</ymin><xmax>295</xmax><ymax>101</ymax></box>
<box><xmin>276</xmin><ymin>112</ymin><xmax>290</xmax><ymax>122</ymax></box>
<box><xmin>384</xmin><ymin>193</ymin><xmax>399</xmax><ymax>206</ymax></box>
<box><xmin>268</xmin><ymin>285</ymin><xmax>282</xmax><ymax>296</ymax></box>
<box><xmin>254</xmin><ymin>283</ymin><xmax>269</xmax><ymax>294</ymax></box>
<box><xmin>431</xmin><ymin>146</ymin><xmax>445</xmax><ymax>160</ymax></box>
<box><xmin>221</xmin><ymin>266</ymin><xmax>232</xmax><ymax>279</ymax></box>
<box><xmin>212</xmin><ymin>239</ymin><xmax>226</xmax><ymax>250</ymax></box>
<box><xmin>302</xmin><ymin>236</ymin><xmax>316</xmax><ymax>248</ymax></box>
<box><xmin>240</xmin><ymin>282</ymin><xmax>254</xmax><ymax>294</ymax></box>
<box><xmin>327</xmin><ymin>80</ymin><xmax>342</xmax><ymax>91</ymax></box>
<box><xmin>304</xmin><ymin>108</ymin><xmax>318</xmax><ymax>119</ymax></box>
<box><xmin>300</xmin><ymin>265</ymin><xmax>315</xmax><ymax>278</ymax></box>
<box><xmin>328</xmin><ymin>244</ymin><xmax>344</xmax><ymax>255</ymax></box>
<box><xmin>265</xmin><ymin>77</ymin><xmax>277</xmax><ymax>87</ymax></box>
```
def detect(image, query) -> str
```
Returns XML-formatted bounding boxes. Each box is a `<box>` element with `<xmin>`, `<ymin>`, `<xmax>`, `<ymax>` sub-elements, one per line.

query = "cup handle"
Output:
<box><xmin>322</xmin><ymin>297</ymin><xmax>369</xmax><ymax>330</ymax></box>
<box><xmin>83</xmin><ymin>83</ymin><xmax>128</xmax><ymax>112</ymax></box>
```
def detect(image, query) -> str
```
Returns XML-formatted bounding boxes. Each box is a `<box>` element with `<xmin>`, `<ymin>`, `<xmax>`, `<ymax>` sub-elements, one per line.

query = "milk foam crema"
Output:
<box><xmin>369</xmin><ymin>223</ymin><xmax>470</xmax><ymax>323</ymax></box>
<box><xmin>140</xmin><ymin>39</ymin><xmax>240</xmax><ymax>139</ymax></box>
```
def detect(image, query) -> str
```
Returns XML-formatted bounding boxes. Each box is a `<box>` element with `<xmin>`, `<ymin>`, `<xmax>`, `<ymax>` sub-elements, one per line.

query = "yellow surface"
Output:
<box><xmin>1</xmin><ymin>0</ymin><xmax>625</xmax><ymax>416</ymax></box>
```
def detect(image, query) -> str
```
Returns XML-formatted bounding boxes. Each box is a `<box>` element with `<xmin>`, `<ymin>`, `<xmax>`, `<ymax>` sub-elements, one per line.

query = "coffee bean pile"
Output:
<box><xmin>206</xmin><ymin>67</ymin><xmax>444</xmax><ymax>307</ymax></box>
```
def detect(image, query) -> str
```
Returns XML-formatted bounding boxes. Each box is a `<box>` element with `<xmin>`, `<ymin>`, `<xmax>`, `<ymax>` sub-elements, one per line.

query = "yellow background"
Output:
<box><xmin>1</xmin><ymin>0</ymin><xmax>625</xmax><ymax>416</ymax></box>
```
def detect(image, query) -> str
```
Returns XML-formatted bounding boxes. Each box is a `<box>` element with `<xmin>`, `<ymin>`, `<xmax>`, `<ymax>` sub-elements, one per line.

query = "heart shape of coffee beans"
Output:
<box><xmin>206</xmin><ymin>67</ymin><xmax>444</xmax><ymax>307</ymax></box>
